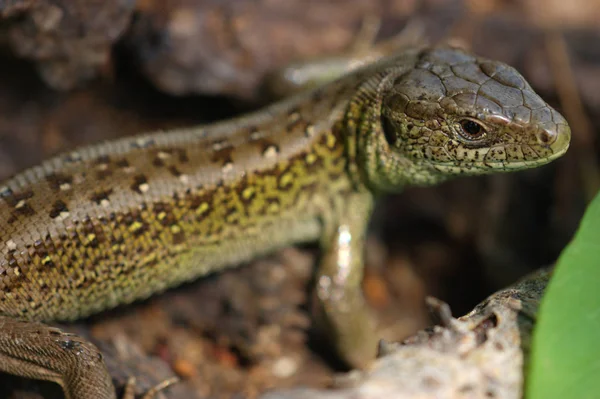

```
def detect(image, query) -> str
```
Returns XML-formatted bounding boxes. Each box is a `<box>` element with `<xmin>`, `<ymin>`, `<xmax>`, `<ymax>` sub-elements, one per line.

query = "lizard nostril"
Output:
<box><xmin>537</xmin><ymin>129</ymin><xmax>556</xmax><ymax>146</ymax></box>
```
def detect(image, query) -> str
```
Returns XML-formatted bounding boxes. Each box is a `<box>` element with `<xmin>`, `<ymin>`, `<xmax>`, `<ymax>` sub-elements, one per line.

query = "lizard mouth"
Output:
<box><xmin>485</xmin><ymin>123</ymin><xmax>570</xmax><ymax>171</ymax></box>
<box><xmin>505</xmin><ymin>123</ymin><xmax>571</xmax><ymax>169</ymax></box>
<box><xmin>548</xmin><ymin>125</ymin><xmax>571</xmax><ymax>159</ymax></box>
<box><xmin>497</xmin><ymin>120</ymin><xmax>571</xmax><ymax>169</ymax></box>
<box><xmin>430</xmin><ymin>132</ymin><xmax>570</xmax><ymax>174</ymax></box>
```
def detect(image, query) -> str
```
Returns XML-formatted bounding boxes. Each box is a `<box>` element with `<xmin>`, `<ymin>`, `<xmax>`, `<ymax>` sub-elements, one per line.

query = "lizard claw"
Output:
<box><xmin>122</xmin><ymin>376</ymin><xmax>180</xmax><ymax>399</ymax></box>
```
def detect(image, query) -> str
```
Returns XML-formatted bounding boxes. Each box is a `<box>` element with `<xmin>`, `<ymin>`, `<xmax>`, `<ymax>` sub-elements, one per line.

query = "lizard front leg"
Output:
<box><xmin>315</xmin><ymin>192</ymin><xmax>379</xmax><ymax>369</ymax></box>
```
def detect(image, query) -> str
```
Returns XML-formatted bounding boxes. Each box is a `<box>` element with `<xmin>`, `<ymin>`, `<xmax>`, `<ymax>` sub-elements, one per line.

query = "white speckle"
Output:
<box><xmin>289</xmin><ymin>112</ymin><xmax>300</xmax><ymax>122</ymax></box>
<box><xmin>338</xmin><ymin>226</ymin><xmax>352</xmax><ymax>245</ymax></box>
<box><xmin>0</xmin><ymin>186</ymin><xmax>12</xmax><ymax>196</ymax></box>
<box><xmin>272</xmin><ymin>357</ymin><xmax>299</xmax><ymax>378</ymax></box>
<box><xmin>59</xmin><ymin>183</ymin><xmax>71</xmax><ymax>191</ymax></box>
<box><xmin>305</xmin><ymin>125</ymin><xmax>315</xmax><ymax>137</ymax></box>
<box><xmin>6</xmin><ymin>240</ymin><xmax>16</xmax><ymax>251</ymax></box>
<box><xmin>157</xmin><ymin>151</ymin><xmax>171</xmax><ymax>160</ymax></box>
<box><xmin>135</xmin><ymin>138</ymin><xmax>155</xmax><ymax>148</ymax></box>
<box><xmin>124</xmin><ymin>166</ymin><xmax>136</xmax><ymax>174</ymax></box>
<box><xmin>96</xmin><ymin>163</ymin><xmax>108</xmax><ymax>171</ymax></box>
<box><xmin>263</xmin><ymin>146</ymin><xmax>278</xmax><ymax>159</ymax></box>
<box><xmin>250</xmin><ymin>130</ymin><xmax>262</xmax><ymax>141</ymax></box>
<box><xmin>335</xmin><ymin>226</ymin><xmax>352</xmax><ymax>287</ymax></box>
<box><xmin>100</xmin><ymin>199</ymin><xmax>110</xmax><ymax>208</ymax></box>
<box><xmin>68</xmin><ymin>152</ymin><xmax>82</xmax><ymax>162</ymax></box>
<box><xmin>222</xmin><ymin>162</ymin><xmax>233</xmax><ymax>173</ymax></box>
<box><xmin>212</xmin><ymin>141</ymin><xmax>229</xmax><ymax>151</ymax></box>
<box><xmin>139</xmin><ymin>183</ymin><xmax>150</xmax><ymax>193</ymax></box>
<box><xmin>179</xmin><ymin>174</ymin><xmax>190</xmax><ymax>184</ymax></box>
<box><xmin>318</xmin><ymin>275</ymin><xmax>331</xmax><ymax>291</ymax></box>
<box><xmin>15</xmin><ymin>200</ymin><xmax>26</xmax><ymax>209</ymax></box>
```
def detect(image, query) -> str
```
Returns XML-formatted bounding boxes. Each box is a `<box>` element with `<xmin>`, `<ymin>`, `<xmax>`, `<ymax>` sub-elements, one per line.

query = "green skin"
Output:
<box><xmin>0</xmin><ymin>46</ymin><xmax>569</xmax><ymax>399</ymax></box>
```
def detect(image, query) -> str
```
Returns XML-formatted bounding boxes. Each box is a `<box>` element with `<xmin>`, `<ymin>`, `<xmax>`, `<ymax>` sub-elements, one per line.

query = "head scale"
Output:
<box><xmin>351</xmin><ymin>46</ymin><xmax>570</xmax><ymax>192</ymax></box>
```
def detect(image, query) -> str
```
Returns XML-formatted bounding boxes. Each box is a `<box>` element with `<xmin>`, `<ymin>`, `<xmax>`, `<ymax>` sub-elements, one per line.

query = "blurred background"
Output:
<box><xmin>0</xmin><ymin>0</ymin><xmax>597</xmax><ymax>398</ymax></box>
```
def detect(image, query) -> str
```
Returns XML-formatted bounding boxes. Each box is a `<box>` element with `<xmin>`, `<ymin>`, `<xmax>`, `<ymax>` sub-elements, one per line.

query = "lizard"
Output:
<box><xmin>0</xmin><ymin>45</ymin><xmax>570</xmax><ymax>399</ymax></box>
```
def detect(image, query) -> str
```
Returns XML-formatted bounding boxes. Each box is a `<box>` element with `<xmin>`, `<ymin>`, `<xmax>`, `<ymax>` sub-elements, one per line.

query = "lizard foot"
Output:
<box><xmin>122</xmin><ymin>376</ymin><xmax>180</xmax><ymax>399</ymax></box>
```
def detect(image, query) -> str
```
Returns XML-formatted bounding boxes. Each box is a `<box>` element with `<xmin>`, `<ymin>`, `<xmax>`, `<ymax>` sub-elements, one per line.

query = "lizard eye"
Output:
<box><xmin>459</xmin><ymin>119</ymin><xmax>487</xmax><ymax>140</ymax></box>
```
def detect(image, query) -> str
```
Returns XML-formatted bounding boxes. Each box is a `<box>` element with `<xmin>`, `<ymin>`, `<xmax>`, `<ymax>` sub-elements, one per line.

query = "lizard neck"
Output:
<box><xmin>342</xmin><ymin>72</ymin><xmax>417</xmax><ymax>194</ymax></box>
<box><xmin>342</xmin><ymin>62</ymin><xmax>454</xmax><ymax>193</ymax></box>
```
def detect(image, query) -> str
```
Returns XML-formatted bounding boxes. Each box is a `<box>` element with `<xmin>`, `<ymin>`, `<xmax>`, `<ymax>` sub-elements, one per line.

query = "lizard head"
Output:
<box><xmin>356</xmin><ymin>46</ymin><xmax>570</xmax><ymax>191</ymax></box>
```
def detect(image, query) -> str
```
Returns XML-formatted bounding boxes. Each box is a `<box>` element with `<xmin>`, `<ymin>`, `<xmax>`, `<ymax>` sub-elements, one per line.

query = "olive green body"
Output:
<box><xmin>0</xmin><ymin>81</ymin><xmax>355</xmax><ymax>322</ymax></box>
<box><xmin>0</xmin><ymin>45</ymin><xmax>570</xmax><ymax>399</ymax></box>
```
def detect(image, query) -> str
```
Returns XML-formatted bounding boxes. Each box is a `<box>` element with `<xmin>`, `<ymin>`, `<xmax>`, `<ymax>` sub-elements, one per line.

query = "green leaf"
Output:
<box><xmin>527</xmin><ymin>191</ymin><xmax>600</xmax><ymax>398</ymax></box>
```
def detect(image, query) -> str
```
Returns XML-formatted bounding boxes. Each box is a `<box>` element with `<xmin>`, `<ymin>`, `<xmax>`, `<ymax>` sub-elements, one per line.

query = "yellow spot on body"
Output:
<box><xmin>157</xmin><ymin>211</ymin><xmax>167</xmax><ymax>221</ymax></box>
<box><xmin>139</xmin><ymin>183</ymin><xmax>150</xmax><ymax>193</ymax></box>
<box><xmin>140</xmin><ymin>252</ymin><xmax>157</xmax><ymax>267</ymax></box>
<box><xmin>289</xmin><ymin>112</ymin><xmax>300</xmax><ymax>123</ymax></box>
<box><xmin>326</xmin><ymin>134</ymin><xmax>336</xmax><ymax>148</ymax></box>
<box><xmin>157</xmin><ymin>151</ymin><xmax>171</xmax><ymax>160</ymax></box>
<box><xmin>196</xmin><ymin>202</ymin><xmax>210</xmax><ymax>215</ymax></box>
<box><xmin>129</xmin><ymin>221</ymin><xmax>144</xmax><ymax>233</ymax></box>
<box><xmin>305</xmin><ymin>153</ymin><xmax>317</xmax><ymax>164</ymax></box>
<box><xmin>222</xmin><ymin>162</ymin><xmax>233</xmax><ymax>173</ymax></box>
<box><xmin>96</xmin><ymin>164</ymin><xmax>108</xmax><ymax>171</ymax></box>
<box><xmin>171</xmin><ymin>225</ymin><xmax>181</xmax><ymax>234</ymax></box>
<box><xmin>84</xmin><ymin>234</ymin><xmax>96</xmax><ymax>245</ymax></box>
<box><xmin>226</xmin><ymin>213</ymin><xmax>238</xmax><ymax>223</ymax></box>
<box><xmin>41</xmin><ymin>256</ymin><xmax>52</xmax><ymax>266</ymax></box>
<box><xmin>268</xmin><ymin>202</ymin><xmax>280</xmax><ymax>213</ymax></box>
<box><xmin>6</xmin><ymin>240</ymin><xmax>16</xmax><ymax>251</ymax></box>
<box><xmin>263</xmin><ymin>146</ymin><xmax>278</xmax><ymax>159</ymax></box>
<box><xmin>279</xmin><ymin>173</ymin><xmax>294</xmax><ymax>188</ymax></box>
<box><xmin>13</xmin><ymin>267</ymin><xmax>20</xmax><ymax>276</ymax></box>
<box><xmin>242</xmin><ymin>187</ymin><xmax>255</xmax><ymax>200</ymax></box>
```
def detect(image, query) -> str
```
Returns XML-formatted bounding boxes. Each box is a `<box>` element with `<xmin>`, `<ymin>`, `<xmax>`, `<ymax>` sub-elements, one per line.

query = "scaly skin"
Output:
<box><xmin>0</xmin><ymin>46</ymin><xmax>570</xmax><ymax>399</ymax></box>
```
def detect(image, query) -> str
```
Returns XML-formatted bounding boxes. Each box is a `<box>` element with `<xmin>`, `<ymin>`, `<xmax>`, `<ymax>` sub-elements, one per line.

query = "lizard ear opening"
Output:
<box><xmin>381</xmin><ymin>115</ymin><xmax>398</xmax><ymax>147</ymax></box>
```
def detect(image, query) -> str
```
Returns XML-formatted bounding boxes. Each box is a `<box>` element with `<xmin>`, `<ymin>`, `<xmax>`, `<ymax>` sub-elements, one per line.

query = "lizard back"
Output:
<box><xmin>0</xmin><ymin>72</ymin><xmax>367</xmax><ymax>322</ymax></box>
